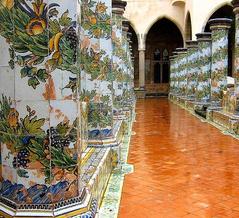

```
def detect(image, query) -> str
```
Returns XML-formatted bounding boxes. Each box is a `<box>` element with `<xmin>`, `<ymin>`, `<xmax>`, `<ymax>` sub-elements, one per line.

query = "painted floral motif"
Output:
<box><xmin>0</xmin><ymin>0</ymin><xmax>79</xmax><ymax>91</ymax></box>
<box><xmin>211</xmin><ymin>29</ymin><xmax>229</xmax><ymax>103</ymax></box>
<box><xmin>81</xmin><ymin>0</ymin><xmax>111</xmax><ymax>39</ymax></box>
<box><xmin>196</xmin><ymin>40</ymin><xmax>211</xmax><ymax>102</ymax></box>
<box><xmin>0</xmin><ymin>95</ymin><xmax>77</xmax><ymax>183</ymax></box>
<box><xmin>186</xmin><ymin>48</ymin><xmax>199</xmax><ymax>99</ymax></box>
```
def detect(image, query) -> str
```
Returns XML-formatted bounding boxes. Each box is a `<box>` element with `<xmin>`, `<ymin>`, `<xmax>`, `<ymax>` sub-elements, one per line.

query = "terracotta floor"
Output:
<box><xmin>118</xmin><ymin>98</ymin><xmax>239</xmax><ymax>218</ymax></box>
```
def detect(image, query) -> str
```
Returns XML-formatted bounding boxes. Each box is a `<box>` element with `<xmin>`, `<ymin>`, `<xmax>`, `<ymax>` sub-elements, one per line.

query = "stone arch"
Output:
<box><xmin>144</xmin><ymin>18</ymin><xmax>184</xmax><ymax>95</ymax></box>
<box><xmin>203</xmin><ymin>4</ymin><xmax>234</xmax><ymax>77</ymax></box>
<box><xmin>185</xmin><ymin>11</ymin><xmax>192</xmax><ymax>40</ymax></box>
<box><xmin>201</xmin><ymin>2</ymin><xmax>232</xmax><ymax>32</ymax></box>
<box><xmin>145</xmin><ymin>15</ymin><xmax>185</xmax><ymax>46</ymax></box>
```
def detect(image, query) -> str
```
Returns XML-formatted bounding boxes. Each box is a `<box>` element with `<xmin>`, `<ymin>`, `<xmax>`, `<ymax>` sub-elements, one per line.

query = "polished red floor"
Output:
<box><xmin>119</xmin><ymin>99</ymin><xmax>239</xmax><ymax>218</ymax></box>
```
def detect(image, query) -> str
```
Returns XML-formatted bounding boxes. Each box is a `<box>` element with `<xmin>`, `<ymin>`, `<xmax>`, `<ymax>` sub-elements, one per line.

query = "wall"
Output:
<box><xmin>124</xmin><ymin>0</ymin><xmax>232</xmax><ymax>45</ymax></box>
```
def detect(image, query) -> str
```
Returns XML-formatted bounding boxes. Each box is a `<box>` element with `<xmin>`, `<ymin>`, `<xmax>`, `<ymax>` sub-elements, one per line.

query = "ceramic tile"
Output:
<box><xmin>0</xmin><ymin>66</ymin><xmax>15</xmax><ymax>99</ymax></box>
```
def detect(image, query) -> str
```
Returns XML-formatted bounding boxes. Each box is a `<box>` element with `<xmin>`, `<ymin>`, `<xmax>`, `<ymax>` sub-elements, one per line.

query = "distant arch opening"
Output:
<box><xmin>145</xmin><ymin>18</ymin><xmax>183</xmax><ymax>95</ymax></box>
<box><xmin>185</xmin><ymin>12</ymin><xmax>192</xmax><ymax>40</ymax></box>
<box><xmin>204</xmin><ymin>5</ymin><xmax>234</xmax><ymax>77</ymax></box>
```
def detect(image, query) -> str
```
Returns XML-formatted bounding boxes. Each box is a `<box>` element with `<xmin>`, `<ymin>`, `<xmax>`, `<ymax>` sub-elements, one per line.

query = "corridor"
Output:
<box><xmin>119</xmin><ymin>99</ymin><xmax>239</xmax><ymax>218</ymax></box>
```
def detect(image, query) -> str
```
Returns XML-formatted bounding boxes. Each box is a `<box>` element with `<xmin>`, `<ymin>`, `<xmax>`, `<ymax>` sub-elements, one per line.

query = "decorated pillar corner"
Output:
<box><xmin>122</xmin><ymin>23</ymin><xmax>135</xmax><ymax>116</ymax></box>
<box><xmin>195</xmin><ymin>33</ymin><xmax>212</xmax><ymax>103</ymax></box>
<box><xmin>232</xmin><ymin>0</ymin><xmax>239</xmax><ymax>115</ymax></box>
<box><xmin>185</xmin><ymin>41</ymin><xmax>199</xmax><ymax>100</ymax></box>
<box><xmin>112</xmin><ymin>0</ymin><xmax>127</xmax><ymax>117</ymax></box>
<box><xmin>169</xmin><ymin>55</ymin><xmax>177</xmax><ymax>96</ymax></box>
<box><xmin>209</xmin><ymin>18</ymin><xmax>232</xmax><ymax>107</ymax></box>
<box><xmin>0</xmin><ymin>0</ymin><xmax>89</xmax><ymax>217</ymax></box>
<box><xmin>80</xmin><ymin>0</ymin><xmax>116</xmax><ymax>147</ymax></box>
<box><xmin>175</xmin><ymin>48</ymin><xmax>188</xmax><ymax>97</ymax></box>
<box><xmin>172</xmin><ymin>51</ymin><xmax>179</xmax><ymax>96</ymax></box>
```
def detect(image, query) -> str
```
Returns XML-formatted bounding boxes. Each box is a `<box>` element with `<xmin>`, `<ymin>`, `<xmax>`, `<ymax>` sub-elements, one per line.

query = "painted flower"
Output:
<box><xmin>93</xmin><ymin>28</ymin><xmax>102</xmax><ymax>38</ymax></box>
<box><xmin>26</xmin><ymin>18</ymin><xmax>47</xmax><ymax>35</ymax></box>
<box><xmin>1</xmin><ymin>0</ymin><xmax>14</xmax><ymax>10</ymax></box>
<box><xmin>88</xmin><ymin>16</ymin><xmax>97</xmax><ymax>25</ymax></box>
<box><xmin>26</xmin><ymin>0</ymin><xmax>47</xmax><ymax>35</ymax></box>
<box><xmin>7</xmin><ymin>108</ymin><xmax>19</xmax><ymax>128</ymax></box>
<box><xmin>96</xmin><ymin>2</ymin><xmax>107</xmax><ymax>13</ymax></box>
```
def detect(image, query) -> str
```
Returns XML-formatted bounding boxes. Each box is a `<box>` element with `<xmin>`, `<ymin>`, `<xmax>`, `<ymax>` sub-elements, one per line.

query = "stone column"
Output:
<box><xmin>232</xmin><ymin>0</ymin><xmax>239</xmax><ymax>114</ymax></box>
<box><xmin>185</xmin><ymin>41</ymin><xmax>199</xmax><ymax>100</ymax></box>
<box><xmin>196</xmin><ymin>33</ymin><xmax>212</xmax><ymax>103</ymax></box>
<box><xmin>209</xmin><ymin>18</ymin><xmax>232</xmax><ymax>106</ymax></box>
<box><xmin>139</xmin><ymin>49</ymin><xmax>146</xmax><ymax>88</ymax></box>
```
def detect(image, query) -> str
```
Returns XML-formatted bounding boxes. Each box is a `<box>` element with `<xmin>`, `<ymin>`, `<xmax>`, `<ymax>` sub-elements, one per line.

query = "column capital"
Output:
<box><xmin>138</xmin><ymin>48</ymin><xmax>146</xmax><ymax>52</ymax></box>
<box><xmin>176</xmin><ymin>48</ymin><xmax>187</xmax><ymax>54</ymax></box>
<box><xmin>169</xmin><ymin>55</ymin><xmax>177</xmax><ymax>61</ymax></box>
<box><xmin>186</xmin><ymin>40</ymin><xmax>198</xmax><ymax>48</ymax></box>
<box><xmin>208</xmin><ymin>18</ymin><xmax>232</xmax><ymax>30</ymax></box>
<box><xmin>112</xmin><ymin>0</ymin><xmax>127</xmax><ymax>15</ymax></box>
<box><xmin>196</xmin><ymin>32</ymin><xmax>212</xmax><ymax>42</ymax></box>
<box><xmin>232</xmin><ymin>0</ymin><xmax>239</xmax><ymax>11</ymax></box>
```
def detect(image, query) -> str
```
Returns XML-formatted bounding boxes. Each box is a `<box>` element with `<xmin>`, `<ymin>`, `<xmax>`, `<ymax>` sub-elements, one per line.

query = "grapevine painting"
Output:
<box><xmin>0</xmin><ymin>0</ymin><xmax>81</xmax><ymax>205</ymax></box>
<box><xmin>0</xmin><ymin>0</ymin><xmax>79</xmax><ymax>92</ymax></box>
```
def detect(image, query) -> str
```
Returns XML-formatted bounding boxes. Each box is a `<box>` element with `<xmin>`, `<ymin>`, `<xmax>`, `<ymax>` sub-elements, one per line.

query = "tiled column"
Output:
<box><xmin>196</xmin><ymin>33</ymin><xmax>212</xmax><ymax>103</ymax></box>
<box><xmin>176</xmin><ymin>48</ymin><xmax>187</xmax><ymax>97</ymax></box>
<box><xmin>185</xmin><ymin>41</ymin><xmax>199</xmax><ymax>100</ymax></box>
<box><xmin>0</xmin><ymin>0</ymin><xmax>88</xmax><ymax>216</ymax></box>
<box><xmin>232</xmin><ymin>0</ymin><xmax>239</xmax><ymax>114</ymax></box>
<box><xmin>122</xmin><ymin>20</ymin><xmax>131</xmax><ymax>111</ymax></box>
<box><xmin>172</xmin><ymin>52</ymin><xmax>180</xmax><ymax>95</ymax></box>
<box><xmin>169</xmin><ymin>55</ymin><xmax>178</xmax><ymax>96</ymax></box>
<box><xmin>209</xmin><ymin>18</ymin><xmax>232</xmax><ymax>106</ymax></box>
<box><xmin>80</xmin><ymin>0</ymin><xmax>116</xmax><ymax>145</ymax></box>
<box><xmin>112</xmin><ymin>0</ymin><xmax>127</xmax><ymax>117</ymax></box>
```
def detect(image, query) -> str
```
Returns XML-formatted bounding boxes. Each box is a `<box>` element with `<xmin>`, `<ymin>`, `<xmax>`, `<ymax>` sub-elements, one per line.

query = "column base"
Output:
<box><xmin>134</xmin><ymin>88</ymin><xmax>146</xmax><ymax>99</ymax></box>
<box><xmin>0</xmin><ymin>185</ymin><xmax>96</xmax><ymax>218</ymax></box>
<box><xmin>207</xmin><ymin>109</ymin><xmax>239</xmax><ymax>135</ymax></box>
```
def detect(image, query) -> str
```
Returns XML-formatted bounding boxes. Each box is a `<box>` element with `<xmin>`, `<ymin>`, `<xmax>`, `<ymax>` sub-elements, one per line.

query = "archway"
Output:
<box><xmin>185</xmin><ymin>12</ymin><xmax>192</xmax><ymax>41</ymax></box>
<box><xmin>145</xmin><ymin>18</ymin><xmax>184</xmax><ymax>95</ymax></box>
<box><xmin>204</xmin><ymin>5</ymin><xmax>234</xmax><ymax>77</ymax></box>
<box><xmin>128</xmin><ymin>25</ymin><xmax>139</xmax><ymax>87</ymax></box>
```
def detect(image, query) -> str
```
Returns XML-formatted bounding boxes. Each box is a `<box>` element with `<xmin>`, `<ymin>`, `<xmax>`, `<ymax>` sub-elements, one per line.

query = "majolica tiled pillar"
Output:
<box><xmin>196</xmin><ymin>33</ymin><xmax>212</xmax><ymax>103</ymax></box>
<box><xmin>185</xmin><ymin>41</ymin><xmax>199</xmax><ymax>100</ymax></box>
<box><xmin>169</xmin><ymin>55</ymin><xmax>177</xmax><ymax>95</ymax></box>
<box><xmin>81</xmin><ymin>0</ymin><xmax>116</xmax><ymax>145</ymax></box>
<box><xmin>0</xmin><ymin>0</ymin><xmax>93</xmax><ymax>217</ymax></box>
<box><xmin>209</xmin><ymin>18</ymin><xmax>232</xmax><ymax>106</ymax></box>
<box><xmin>176</xmin><ymin>48</ymin><xmax>188</xmax><ymax>97</ymax></box>
<box><xmin>232</xmin><ymin>0</ymin><xmax>239</xmax><ymax>114</ymax></box>
<box><xmin>172</xmin><ymin>52</ymin><xmax>180</xmax><ymax>95</ymax></box>
<box><xmin>122</xmin><ymin>20</ymin><xmax>131</xmax><ymax>111</ymax></box>
<box><xmin>112</xmin><ymin>0</ymin><xmax>127</xmax><ymax>117</ymax></box>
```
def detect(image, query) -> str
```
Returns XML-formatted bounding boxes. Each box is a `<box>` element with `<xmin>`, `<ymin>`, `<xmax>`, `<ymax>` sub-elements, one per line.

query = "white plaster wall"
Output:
<box><xmin>190</xmin><ymin>0</ymin><xmax>231</xmax><ymax>39</ymax></box>
<box><xmin>124</xmin><ymin>0</ymin><xmax>233</xmax><ymax>46</ymax></box>
<box><xmin>124</xmin><ymin>0</ymin><xmax>185</xmax><ymax>48</ymax></box>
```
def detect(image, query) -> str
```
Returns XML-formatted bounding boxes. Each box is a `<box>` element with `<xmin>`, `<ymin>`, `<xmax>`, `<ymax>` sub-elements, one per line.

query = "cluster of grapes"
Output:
<box><xmin>13</xmin><ymin>149</ymin><xmax>30</xmax><ymax>168</ymax></box>
<box><xmin>46</xmin><ymin>127</ymin><xmax>70</xmax><ymax>149</ymax></box>
<box><xmin>65</xmin><ymin>26</ymin><xmax>78</xmax><ymax>63</ymax></box>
